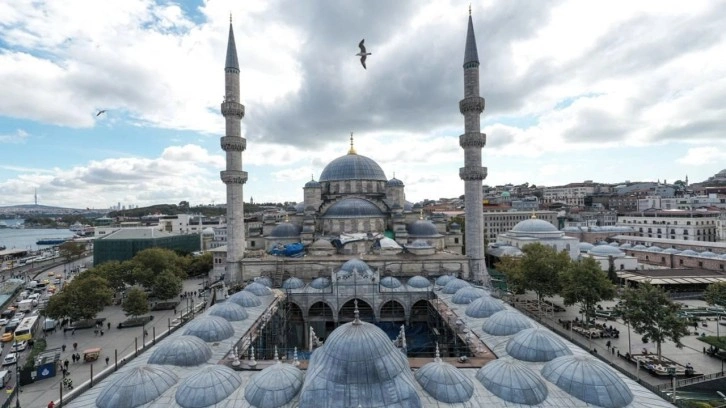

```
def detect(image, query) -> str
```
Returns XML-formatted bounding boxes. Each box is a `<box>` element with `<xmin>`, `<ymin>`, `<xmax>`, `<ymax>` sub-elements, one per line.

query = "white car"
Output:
<box><xmin>2</xmin><ymin>353</ymin><xmax>17</xmax><ymax>366</ymax></box>
<box><xmin>14</xmin><ymin>312</ymin><xmax>25</xmax><ymax>320</ymax></box>
<box><xmin>0</xmin><ymin>319</ymin><xmax>8</xmax><ymax>326</ymax></box>
<box><xmin>12</xmin><ymin>341</ymin><xmax>27</xmax><ymax>352</ymax></box>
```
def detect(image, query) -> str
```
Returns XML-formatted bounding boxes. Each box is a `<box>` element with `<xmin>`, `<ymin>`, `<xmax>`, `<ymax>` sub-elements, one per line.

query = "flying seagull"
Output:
<box><xmin>356</xmin><ymin>39</ymin><xmax>371</xmax><ymax>69</ymax></box>
<box><xmin>96</xmin><ymin>110</ymin><xmax>107</xmax><ymax>116</ymax></box>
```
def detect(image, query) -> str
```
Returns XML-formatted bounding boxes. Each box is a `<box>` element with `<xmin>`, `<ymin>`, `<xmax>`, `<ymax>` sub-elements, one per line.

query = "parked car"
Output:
<box><xmin>0</xmin><ymin>319</ymin><xmax>8</xmax><ymax>327</ymax></box>
<box><xmin>11</xmin><ymin>341</ymin><xmax>27</xmax><ymax>352</ymax></box>
<box><xmin>2</xmin><ymin>353</ymin><xmax>17</xmax><ymax>365</ymax></box>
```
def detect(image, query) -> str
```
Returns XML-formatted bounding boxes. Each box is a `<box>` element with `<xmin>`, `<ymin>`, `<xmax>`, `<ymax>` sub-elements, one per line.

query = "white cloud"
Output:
<box><xmin>0</xmin><ymin>129</ymin><xmax>28</xmax><ymax>143</ymax></box>
<box><xmin>676</xmin><ymin>147</ymin><xmax>726</xmax><ymax>166</ymax></box>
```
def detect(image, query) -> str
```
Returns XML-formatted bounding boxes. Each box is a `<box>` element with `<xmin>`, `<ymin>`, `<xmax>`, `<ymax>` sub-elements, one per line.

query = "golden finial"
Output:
<box><xmin>348</xmin><ymin>132</ymin><xmax>357</xmax><ymax>155</ymax></box>
<box><xmin>285</xmin><ymin>213</ymin><xmax>289</xmax><ymax>222</ymax></box>
<box><xmin>419</xmin><ymin>208</ymin><xmax>424</xmax><ymax>220</ymax></box>
<box><xmin>531</xmin><ymin>209</ymin><xmax>537</xmax><ymax>219</ymax></box>
<box><xmin>469</xmin><ymin>4</ymin><xmax>471</xmax><ymax>16</ymax></box>
<box><xmin>229</xmin><ymin>13</ymin><xmax>232</xmax><ymax>24</ymax></box>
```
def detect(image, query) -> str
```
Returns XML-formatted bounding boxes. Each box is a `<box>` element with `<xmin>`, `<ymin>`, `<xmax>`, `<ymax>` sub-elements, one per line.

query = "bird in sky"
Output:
<box><xmin>356</xmin><ymin>39</ymin><xmax>371</xmax><ymax>69</ymax></box>
<box><xmin>96</xmin><ymin>110</ymin><xmax>107</xmax><ymax>116</ymax></box>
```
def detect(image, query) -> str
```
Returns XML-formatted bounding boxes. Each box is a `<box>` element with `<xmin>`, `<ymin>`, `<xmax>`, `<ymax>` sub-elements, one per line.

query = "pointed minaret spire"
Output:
<box><xmin>463</xmin><ymin>10</ymin><xmax>479</xmax><ymax>67</ymax></box>
<box><xmin>225</xmin><ymin>17</ymin><xmax>239</xmax><ymax>71</ymax></box>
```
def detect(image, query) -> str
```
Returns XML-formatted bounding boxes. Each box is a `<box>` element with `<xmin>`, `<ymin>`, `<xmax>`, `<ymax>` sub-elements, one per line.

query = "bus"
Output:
<box><xmin>14</xmin><ymin>316</ymin><xmax>40</xmax><ymax>342</ymax></box>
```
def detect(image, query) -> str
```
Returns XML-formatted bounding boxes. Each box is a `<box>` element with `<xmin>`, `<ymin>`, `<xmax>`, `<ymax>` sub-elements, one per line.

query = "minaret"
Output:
<box><xmin>459</xmin><ymin>8</ymin><xmax>489</xmax><ymax>284</ymax></box>
<box><xmin>220</xmin><ymin>16</ymin><xmax>247</xmax><ymax>284</ymax></box>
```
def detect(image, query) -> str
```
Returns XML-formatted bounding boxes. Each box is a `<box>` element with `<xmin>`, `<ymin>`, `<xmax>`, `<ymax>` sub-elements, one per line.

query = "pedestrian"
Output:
<box><xmin>174</xmin><ymin>308</ymin><xmax>177</xmax><ymax>314</ymax></box>
<box><xmin>48</xmin><ymin>401</ymin><xmax>55</xmax><ymax>408</ymax></box>
<box><xmin>73</xmin><ymin>342</ymin><xmax>78</xmax><ymax>351</ymax></box>
<box><xmin>62</xmin><ymin>344</ymin><xmax>66</xmax><ymax>352</ymax></box>
<box><xmin>100</xmin><ymin>330</ymin><xmax>104</xmax><ymax>336</ymax></box>
<box><xmin>107</xmin><ymin>322</ymin><xmax>111</xmax><ymax>330</ymax></box>
<box><xmin>94</xmin><ymin>329</ymin><xmax>98</xmax><ymax>336</ymax></box>
<box><xmin>72</xmin><ymin>329</ymin><xmax>76</xmax><ymax>335</ymax></box>
<box><xmin>64</xmin><ymin>359</ymin><xmax>69</xmax><ymax>370</ymax></box>
<box><xmin>105</xmin><ymin>356</ymin><xmax>109</xmax><ymax>365</ymax></box>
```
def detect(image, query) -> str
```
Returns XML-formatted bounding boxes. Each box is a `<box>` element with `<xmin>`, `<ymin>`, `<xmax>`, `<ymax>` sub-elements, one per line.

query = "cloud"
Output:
<box><xmin>676</xmin><ymin>147</ymin><xmax>726</xmax><ymax>166</ymax></box>
<box><xmin>0</xmin><ymin>129</ymin><xmax>28</xmax><ymax>143</ymax></box>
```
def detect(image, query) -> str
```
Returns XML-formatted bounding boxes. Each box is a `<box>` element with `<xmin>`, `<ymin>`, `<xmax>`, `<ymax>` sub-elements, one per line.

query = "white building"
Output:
<box><xmin>483</xmin><ymin>210</ymin><xmax>557</xmax><ymax>243</ymax></box>
<box><xmin>617</xmin><ymin>210</ymin><xmax>722</xmax><ymax>242</ymax></box>
<box><xmin>543</xmin><ymin>182</ymin><xmax>599</xmax><ymax>207</ymax></box>
<box><xmin>494</xmin><ymin>216</ymin><xmax>579</xmax><ymax>260</ymax></box>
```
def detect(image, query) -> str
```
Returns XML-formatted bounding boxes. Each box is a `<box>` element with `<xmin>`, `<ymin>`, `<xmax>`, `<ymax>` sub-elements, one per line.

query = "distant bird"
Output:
<box><xmin>356</xmin><ymin>39</ymin><xmax>371</xmax><ymax>69</ymax></box>
<box><xmin>96</xmin><ymin>110</ymin><xmax>107</xmax><ymax>116</ymax></box>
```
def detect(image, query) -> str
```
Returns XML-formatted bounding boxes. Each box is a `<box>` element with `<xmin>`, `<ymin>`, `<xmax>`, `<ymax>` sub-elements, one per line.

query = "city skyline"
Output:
<box><xmin>1</xmin><ymin>0</ymin><xmax>725</xmax><ymax>209</ymax></box>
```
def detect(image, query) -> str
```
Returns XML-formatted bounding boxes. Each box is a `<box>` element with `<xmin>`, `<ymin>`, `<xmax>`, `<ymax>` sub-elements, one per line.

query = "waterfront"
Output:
<box><xmin>0</xmin><ymin>223</ymin><xmax>75</xmax><ymax>251</ymax></box>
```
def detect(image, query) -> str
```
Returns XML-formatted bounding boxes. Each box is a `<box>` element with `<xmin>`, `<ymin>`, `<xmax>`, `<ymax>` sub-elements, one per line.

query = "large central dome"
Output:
<box><xmin>319</xmin><ymin>152</ymin><xmax>387</xmax><ymax>182</ymax></box>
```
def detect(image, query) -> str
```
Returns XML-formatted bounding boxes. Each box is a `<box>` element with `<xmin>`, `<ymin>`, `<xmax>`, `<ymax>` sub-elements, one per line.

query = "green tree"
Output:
<box><xmin>704</xmin><ymin>282</ymin><xmax>726</xmax><ymax>308</ymax></box>
<box><xmin>152</xmin><ymin>271</ymin><xmax>183</xmax><ymax>300</ymax></box>
<box><xmin>560</xmin><ymin>258</ymin><xmax>616</xmax><ymax>324</ymax></box>
<box><xmin>188</xmin><ymin>252</ymin><xmax>212</xmax><ymax>277</ymax></box>
<box><xmin>607</xmin><ymin>256</ymin><xmax>619</xmax><ymax>285</ymax></box>
<box><xmin>619</xmin><ymin>282</ymin><xmax>689</xmax><ymax>361</ymax></box>
<box><xmin>495</xmin><ymin>255</ymin><xmax>525</xmax><ymax>294</ymax></box>
<box><xmin>59</xmin><ymin>241</ymin><xmax>86</xmax><ymax>264</ymax></box>
<box><xmin>93</xmin><ymin>260</ymin><xmax>134</xmax><ymax>290</ymax></box>
<box><xmin>131</xmin><ymin>248</ymin><xmax>187</xmax><ymax>280</ymax></box>
<box><xmin>123</xmin><ymin>287</ymin><xmax>149</xmax><ymax>317</ymax></box>
<box><xmin>45</xmin><ymin>275</ymin><xmax>113</xmax><ymax>321</ymax></box>
<box><xmin>519</xmin><ymin>243</ymin><xmax>570</xmax><ymax>314</ymax></box>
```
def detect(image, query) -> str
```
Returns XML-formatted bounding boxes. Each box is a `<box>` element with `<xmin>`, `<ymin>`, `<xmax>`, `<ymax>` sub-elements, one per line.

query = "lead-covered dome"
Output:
<box><xmin>245</xmin><ymin>361</ymin><xmax>304</xmax><ymax>408</ymax></box>
<box><xmin>542</xmin><ymin>355</ymin><xmax>634</xmax><ymax>408</ymax></box>
<box><xmin>208</xmin><ymin>302</ymin><xmax>249</xmax><ymax>321</ymax></box>
<box><xmin>442</xmin><ymin>278</ymin><xmax>471</xmax><ymax>294</ymax></box>
<box><xmin>476</xmin><ymin>358</ymin><xmax>548</xmax><ymax>405</ymax></box>
<box><xmin>340</xmin><ymin>258</ymin><xmax>373</xmax><ymax>274</ymax></box>
<box><xmin>297</xmin><ymin>319</ymin><xmax>420</xmax><ymax>408</ymax></box>
<box><xmin>386</xmin><ymin>177</ymin><xmax>405</xmax><ymax>187</ymax></box>
<box><xmin>282</xmin><ymin>277</ymin><xmax>305</xmax><ymax>290</ymax></box>
<box><xmin>452</xmin><ymin>287</ymin><xmax>488</xmax><ymax>304</ymax></box>
<box><xmin>228</xmin><ymin>290</ymin><xmax>262</xmax><ymax>307</ymax></box>
<box><xmin>505</xmin><ymin>328</ymin><xmax>572</xmax><ymax>362</ymax></box>
<box><xmin>319</xmin><ymin>153</ymin><xmax>387</xmax><ymax>182</ymax></box>
<box><xmin>407</xmin><ymin>219</ymin><xmax>441</xmax><ymax>237</ymax></box>
<box><xmin>415</xmin><ymin>359</ymin><xmax>474</xmax><ymax>403</ymax></box>
<box><xmin>310</xmin><ymin>277</ymin><xmax>331</xmax><ymax>289</ymax></box>
<box><xmin>407</xmin><ymin>276</ymin><xmax>431</xmax><ymax>288</ymax></box>
<box><xmin>96</xmin><ymin>365</ymin><xmax>178</xmax><ymax>408</ymax></box>
<box><xmin>322</xmin><ymin>198</ymin><xmax>383</xmax><ymax>218</ymax></box>
<box><xmin>435</xmin><ymin>275</ymin><xmax>455</xmax><ymax>286</ymax></box>
<box><xmin>589</xmin><ymin>245</ymin><xmax>625</xmax><ymax>257</ymax></box>
<box><xmin>465</xmin><ymin>296</ymin><xmax>505</xmax><ymax>318</ymax></box>
<box><xmin>679</xmin><ymin>249</ymin><xmax>698</xmax><ymax>256</ymax></box>
<box><xmin>245</xmin><ymin>282</ymin><xmax>273</xmax><ymax>296</ymax></box>
<box><xmin>148</xmin><ymin>335</ymin><xmax>212</xmax><ymax>366</ymax></box>
<box><xmin>270</xmin><ymin>222</ymin><xmax>301</xmax><ymax>238</ymax></box>
<box><xmin>175</xmin><ymin>365</ymin><xmax>242</xmax><ymax>408</ymax></box>
<box><xmin>304</xmin><ymin>179</ymin><xmax>321</xmax><ymax>188</ymax></box>
<box><xmin>255</xmin><ymin>276</ymin><xmax>273</xmax><ymax>287</ymax></box>
<box><xmin>380</xmin><ymin>276</ymin><xmax>402</xmax><ymax>289</ymax></box>
<box><xmin>183</xmin><ymin>316</ymin><xmax>234</xmax><ymax>342</ymax></box>
<box><xmin>512</xmin><ymin>218</ymin><xmax>558</xmax><ymax>233</ymax></box>
<box><xmin>482</xmin><ymin>310</ymin><xmax>534</xmax><ymax>336</ymax></box>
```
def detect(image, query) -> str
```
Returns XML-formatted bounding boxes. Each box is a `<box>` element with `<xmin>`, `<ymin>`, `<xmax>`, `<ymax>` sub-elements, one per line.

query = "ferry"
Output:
<box><xmin>36</xmin><ymin>238</ymin><xmax>70</xmax><ymax>245</ymax></box>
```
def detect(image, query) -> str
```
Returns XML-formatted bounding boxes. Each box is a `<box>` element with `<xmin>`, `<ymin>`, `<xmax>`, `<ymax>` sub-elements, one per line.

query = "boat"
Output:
<box><xmin>69</xmin><ymin>222</ymin><xmax>95</xmax><ymax>236</ymax></box>
<box><xmin>0</xmin><ymin>245</ymin><xmax>5</xmax><ymax>251</ymax></box>
<box><xmin>36</xmin><ymin>238</ymin><xmax>70</xmax><ymax>245</ymax></box>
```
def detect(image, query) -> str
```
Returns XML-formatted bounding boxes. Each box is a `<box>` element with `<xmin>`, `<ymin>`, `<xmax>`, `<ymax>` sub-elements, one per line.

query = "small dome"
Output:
<box><xmin>310</xmin><ymin>239</ymin><xmax>333</xmax><ymax>249</ymax></box>
<box><xmin>631</xmin><ymin>244</ymin><xmax>647</xmax><ymax>250</ymax></box>
<box><xmin>408</xmin><ymin>239</ymin><xmax>433</xmax><ymax>248</ymax></box>
<box><xmin>148</xmin><ymin>335</ymin><xmax>213</xmax><ymax>366</ymax></box>
<box><xmin>380</xmin><ymin>276</ymin><xmax>402</xmax><ymax>289</ymax></box>
<box><xmin>310</xmin><ymin>277</ymin><xmax>331</xmax><ymax>289</ymax></box>
<box><xmin>578</xmin><ymin>242</ymin><xmax>594</xmax><ymax>252</ymax></box>
<box><xmin>415</xmin><ymin>360</ymin><xmax>474</xmax><ymax>403</ymax></box>
<box><xmin>619</xmin><ymin>243</ymin><xmax>632</xmax><ymax>249</ymax></box>
<box><xmin>245</xmin><ymin>362</ymin><xmax>304</xmax><ymax>408</ymax></box>
<box><xmin>505</xmin><ymin>328</ymin><xmax>572</xmax><ymax>362</ymax></box>
<box><xmin>441</xmin><ymin>278</ymin><xmax>471</xmax><ymax>294</ymax></box>
<box><xmin>407</xmin><ymin>219</ymin><xmax>440</xmax><ymax>237</ymax></box>
<box><xmin>501</xmin><ymin>191</ymin><xmax>511</xmax><ymax>197</ymax></box>
<box><xmin>270</xmin><ymin>222</ymin><xmax>301</xmax><ymax>238</ymax></box>
<box><xmin>319</xmin><ymin>153</ymin><xmax>387</xmax><ymax>182</ymax></box>
<box><xmin>476</xmin><ymin>358</ymin><xmax>548</xmax><ymax>405</ymax></box>
<box><xmin>662</xmin><ymin>248</ymin><xmax>680</xmax><ymax>254</ymax></box>
<box><xmin>451</xmin><ymin>287</ymin><xmax>488</xmax><ymax>304</ymax></box>
<box><xmin>465</xmin><ymin>296</ymin><xmax>505</xmax><ymax>318</ymax></box>
<box><xmin>183</xmin><ymin>316</ymin><xmax>234</xmax><ymax>342</ymax></box>
<box><xmin>646</xmin><ymin>245</ymin><xmax>664</xmax><ymax>252</ymax></box>
<box><xmin>719</xmin><ymin>253</ymin><xmax>726</xmax><ymax>260</ymax></box>
<box><xmin>304</xmin><ymin>179</ymin><xmax>321</xmax><ymax>188</ymax></box>
<box><xmin>282</xmin><ymin>277</ymin><xmax>305</xmax><ymax>290</ymax></box>
<box><xmin>542</xmin><ymin>355</ymin><xmax>634</xmax><ymax>408</ymax></box>
<box><xmin>608</xmin><ymin>241</ymin><xmax>620</xmax><ymax>247</ymax></box>
<box><xmin>679</xmin><ymin>249</ymin><xmax>698</xmax><ymax>256</ymax></box>
<box><xmin>244</xmin><ymin>282</ymin><xmax>273</xmax><ymax>296</ymax></box>
<box><xmin>208</xmin><ymin>302</ymin><xmax>249</xmax><ymax>321</ymax></box>
<box><xmin>323</xmin><ymin>198</ymin><xmax>384</xmax><ymax>218</ymax></box>
<box><xmin>435</xmin><ymin>275</ymin><xmax>455</xmax><ymax>286</ymax></box>
<box><xmin>175</xmin><ymin>365</ymin><xmax>242</xmax><ymax>408</ymax></box>
<box><xmin>96</xmin><ymin>365</ymin><xmax>178</xmax><ymax>408</ymax></box>
<box><xmin>512</xmin><ymin>219</ymin><xmax>558</xmax><ymax>233</ymax></box>
<box><xmin>255</xmin><ymin>276</ymin><xmax>273</xmax><ymax>287</ymax></box>
<box><xmin>700</xmin><ymin>251</ymin><xmax>719</xmax><ymax>258</ymax></box>
<box><xmin>340</xmin><ymin>258</ymin><xmax>373</xmax><ymax>275</ymax></box>
<box><xmin>588</xmin><ymin>245</ymin><xmax>625</xmax><ymax>257</ymax></box>
<box><xmin>407</xmin><ymin>276</ymin><xmax>431</xmax><ymax>288</ymax></box>
<box><xmin>482</xmin><ymin>310</ymin><xmax>534</xmax><ymax>336</ymax></box>
<box><xmin>202</xmin><ymin>227</ymin><xmax>215</xmax><ymax>236</ymax></box>
<box><xmin>228</xmin><ymin>290</ymin><xmax>262</xmax><ymax>307</ymax></box>
<box><xmin>386</xmin><ymin>178</ymin><xmax>405</xmax><ymax>187</ymax></box>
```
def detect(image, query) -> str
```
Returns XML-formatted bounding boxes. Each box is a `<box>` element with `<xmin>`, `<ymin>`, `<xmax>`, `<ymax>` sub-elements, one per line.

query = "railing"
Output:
<box><xmin>655</xmin><ymin>371</ymin><xmax>726</xmax><ymax>391</ymax></box>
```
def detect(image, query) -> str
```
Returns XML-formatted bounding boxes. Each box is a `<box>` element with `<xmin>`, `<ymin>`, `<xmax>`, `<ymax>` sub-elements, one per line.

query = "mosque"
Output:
<box><xmin>64</xmin><ymin>11</ymin><xmax>671</xmax><ymax>408</ymax></box>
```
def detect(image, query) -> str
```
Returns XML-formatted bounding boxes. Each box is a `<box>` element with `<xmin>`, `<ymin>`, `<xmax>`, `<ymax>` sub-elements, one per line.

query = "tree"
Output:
<box><xmin>704</xmin><ymin>282</ymin><xmax>726</xmax><ymax>307</ymax></box>
<box><xmin>607</xmin><ymin>256</ymin><xmax>618</xmax><ymax>285</ymax></box>
<box><xmin>188</xmin><ymin>252</ymin><xmax>212</xmax><ymax>277</ymax></box>
<box><xmin>519</xmin><ymin>243</ymin><xmax>570</xmax><ymax>313</ymax></box>
<box><xmin>45</xmin><ymin>275</ymin><xmax>113</xmax><ymax>321</ymax></box>
<box><xmin>619</xmin><ymin>282</ymin><xmax>689</xmax><ymax>361</ymax></box>
<box><xmin>59</xmin><ymin>241</ymin><xmax>86</xmax><ymax>264</ymax></box>
<box><xmin>93</xmin><ymin>260</ymin><xmax>134</xmax><ymax>290</ymax></box>
<box><xmin>495</xmin><ymin>255</ymin><xmax>525</xmax><ymax>294</ymax></box>
<box><xmin>152</xmin><ymin>271</ymin><xmax>183</xmax><ymax>300</ymax></box>
<box><xmin>123</xmin><ymin>287</ymin><xmax>149</xmax><ymax>317</ymax></box>
<box><xmin>131</xmin><ymin>248</ymin><xmax>187</xmax><ymax>280</ymax></box>
<box><xmin>560</xmin><ymin>258</ymin><xmax>616</xmax><ymax>325</ymax></box>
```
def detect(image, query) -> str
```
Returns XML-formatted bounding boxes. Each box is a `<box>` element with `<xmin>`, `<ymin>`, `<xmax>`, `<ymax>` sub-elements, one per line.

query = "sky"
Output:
<box><xmin>1</xmin><ymin>0</ymin><xmax>726</xmax><ymax>210</ymax></box>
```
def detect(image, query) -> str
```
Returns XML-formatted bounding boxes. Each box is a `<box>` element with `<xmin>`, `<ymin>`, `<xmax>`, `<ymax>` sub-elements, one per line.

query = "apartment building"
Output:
<box><xmin>617</xmin><ymin>210</ymin><xmax>722</xmax><ymax>242</ymax></box>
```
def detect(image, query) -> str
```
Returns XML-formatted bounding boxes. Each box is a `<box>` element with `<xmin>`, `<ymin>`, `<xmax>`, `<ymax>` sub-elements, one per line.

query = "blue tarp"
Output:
<box><xmin>268</xmin><ymin>242</ymin><xmax>305</xmax><ymax>257</ymax></box>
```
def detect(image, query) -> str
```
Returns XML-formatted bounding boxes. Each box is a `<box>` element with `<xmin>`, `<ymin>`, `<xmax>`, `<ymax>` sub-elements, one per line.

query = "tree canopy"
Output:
<box><xmin>560</xmin><ymin>257</ymin><xmax>616</xmax><ymax>324</ymax></box>
<box><xmin>59</xmin><ymin>241</ymin><xmax>86</xmax><ymax>263</ymax></box>
<box><xmin>704</xmin><ymin>282</ymin><xmax>726</xmax><ymax>307</ymax></box>
<box><xmin>123</xmin><ymin>287</ymin><xmax>150</xmax><ymax>317</ymax></box>
<box><xmin>45</xmin><ymin>273</ymin><xmax>113</xmax><ymax>321</ymax></box>
<box><xmin>152</xmin><ymin>271</ymin><xmax>183</xmax><ymax>300</ymax></box>
<box><xmin>618</xmin><ymin>282</ymin><xmax>688</xmax><ymax>361</ymax></box>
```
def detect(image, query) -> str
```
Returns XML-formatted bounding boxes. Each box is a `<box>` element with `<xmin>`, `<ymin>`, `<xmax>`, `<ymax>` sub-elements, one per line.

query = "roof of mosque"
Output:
<box><xmin>147</xmin><ymin>335</ymin><xmax>213</xmax><ymax>366</ymax></box>
<box><xmin>476</xmin><ymin>358</ymin><xmax>549</xmax><ymax>405</ymax></box>
<box><xmin>183</xmin><ymin>316</ymin><xmax>235</xmax><ymax>342</ymax></box>
<box><xmin>435</xmin><ymin>274</ymin><xmax>456</xmax><ymax>286</ymax></box>
<box><xmin>95</xmin><ymin>365</ymin><xmax>178</xmax><ymax>408</ymax></box>
<box><xmin>244</xmin><ymin>282</ymin><xmax>273</xmax><ymax>296</ymax></box>
<box><xmin>310</xmin><ymin>276</ymin><xmax>331</xmax><ymax>289</ymax></box>
<box><xmin>208</xmin><ymin>302</ymin><xmax>249</xmax><ymax>321</ymax></box>
<box><xmin>322</xmin><ymin>198</ymin><xmax>384</xmax><ymax>218</ymax></box>
<box><xmin>304</xmin><ymin>179</ymin><xmax>321</xmax><ymax>188</ymax></box>
<box><xmin>511</xmin><ymin>218</ymin><xmax>558</xmax><ymax>234</ymax></box>
<box><xmin>387</xmin><ymin>177</ymin><xmax>405</xmax><ymax>187</ymax></box>
<box><xmin>255</xmin><ymin>276</ymin><xmax>273</xmax><ymax>287</ymax></box>
<box><xmin>482</xmin><ymin>310</ymin><xmax>534</xmax><ymax>336</ymax></box>
<box><xmin>269</xmin><ymin>222</ymin><xmax>301</xmax><ymax>238</ymax></box>
<box><xmin>282</xmin><ymin>277</ymin><xmax>306</xmax><ymax>290</ymax></box>
<box><xmin>244</xmin><ymin>358</ymin><xmax>304</xmax><ymax>408</ymax></box>
<box><xmin>588</xmin><ymin>245</ymin><xmax>625</xmax><ymax>257</ymax></box>
<box><xmin>451</xmin><ymin>287</ymin><xmax>488</xmax><ymax>304</ymax></box>
<box><xmin>380</xmin><ymin>276</ymin><xmax>403</xmax><ymax>289</ymax></box>
<box><xmin>505</xmin><ymin>327</ymin><xmax>573</xmax><ymax>362</ymax></box>
<box><xmin>225</xmin><ymin>23</ymin><xmax>239</xmax><ymax>70</ymax></box>
<box><xmin>441</xmin><ymin>278</ymin><xmax>471</xmax><ymax>294</ymax></box>
<box><xmin>407</xmin><ymin>275</ymin><xmax>432</xmax><ymax>288</ymax></box>
<box><xmin>407</xmin><ymin>219</ymin><xmax>441</xmax><ymax>237</ymax></box>
<box><xmin>175</xmin><ymin>365</ymin><xmax>242</xmax><ymax>408</ymax></box>
<box><xmin>319</xmin><ymin>153</ymin><xmax>387</xmax><ymax>182</ymax></box>
<box><xmin>415</xmin><ymin>358</ymin><xmax>474</xmax><ymax>403</ymax></box>
<box><xmin>228</xmin><ymin>290</ymin><xmax>262</xmax><ymax>307</ymax></box>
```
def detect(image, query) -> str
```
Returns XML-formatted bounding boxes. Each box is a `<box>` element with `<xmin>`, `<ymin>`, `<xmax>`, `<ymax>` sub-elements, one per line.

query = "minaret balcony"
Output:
<box><xmin>221</xmin><ymin>101</ymin><xmax>245</xmax><ymax>118</ymax></box>
<box><xmin>220</xmin><ymin>136</ymin><xmax>247</xmax><ymax>152</ymax></box>
<box><xmin>459</xmin><ymin>96</ymin><xmax>484</xmax><ymax>114</ymax></box>
<box><xmin>459</xmin><ymin>132</ymin><xmax>486</xmax><ymax>149</ymax></box>
<box><xmin>220</xmin><ymin>170</ymin><xmax>248</xmax><ymax>185</ymax></box>
<box><xmin>459</xmin><ymin>166</ymin><xmax>488</xmax><ymax>181</ymax></box>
